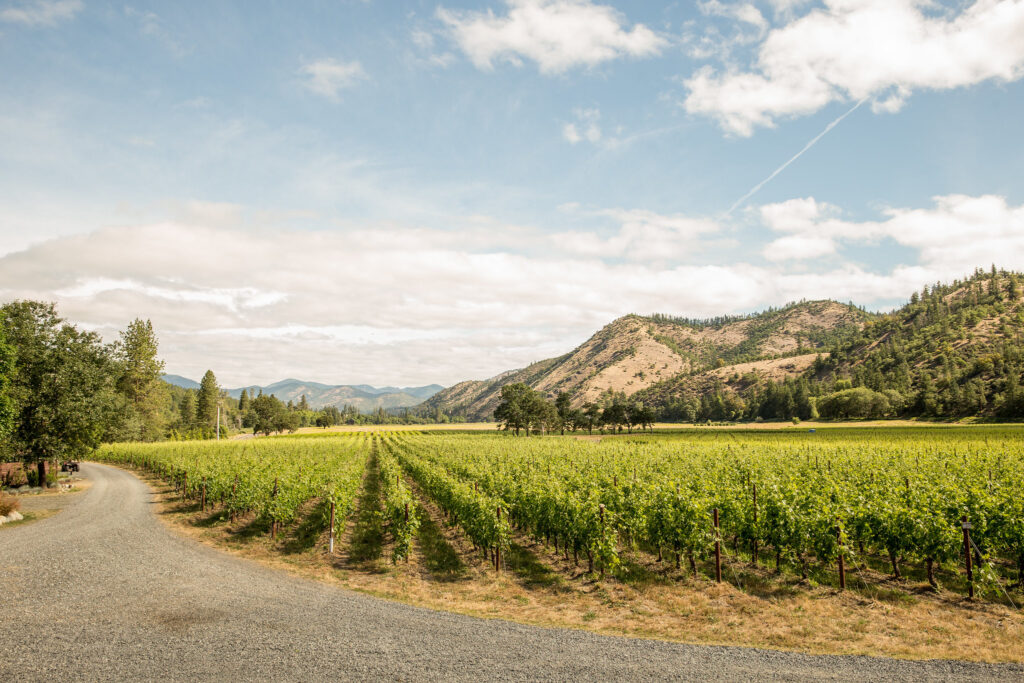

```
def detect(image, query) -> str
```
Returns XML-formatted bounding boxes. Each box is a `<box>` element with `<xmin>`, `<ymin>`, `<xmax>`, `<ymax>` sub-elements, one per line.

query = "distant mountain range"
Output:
<box><xmin>161</xmin><ymin>375</ymin><xmax>444</xmax><ymax>413</ymax></box>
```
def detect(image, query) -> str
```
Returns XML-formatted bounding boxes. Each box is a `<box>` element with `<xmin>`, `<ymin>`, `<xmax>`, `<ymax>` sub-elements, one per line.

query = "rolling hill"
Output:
<box><xmin>420</xmin><ymin>300</ymin><xmax>870</xmax><ymax>420</ymax></box>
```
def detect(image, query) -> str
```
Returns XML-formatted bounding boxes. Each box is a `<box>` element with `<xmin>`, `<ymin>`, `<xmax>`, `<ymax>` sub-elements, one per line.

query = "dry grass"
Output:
<box><xmin>133</xmin><ymin>466</ymin><xmax>1024</xmax><ymax>665</ymax></box>
<box><xmin>0</xmin><ymin>494</ymin><xmax>20</xmax><ymax>516</ymax></box>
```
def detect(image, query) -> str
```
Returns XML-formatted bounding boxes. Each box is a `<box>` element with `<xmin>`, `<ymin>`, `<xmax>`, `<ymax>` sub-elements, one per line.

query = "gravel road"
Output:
<box><xmin>1</xmin><ymin>463</ymin><xmax>1021</xmax><ymax>681</ymax></box>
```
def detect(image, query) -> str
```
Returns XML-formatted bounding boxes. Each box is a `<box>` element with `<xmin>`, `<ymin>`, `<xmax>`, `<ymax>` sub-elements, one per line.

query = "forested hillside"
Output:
<box><xmin>424</xmin><ymin>268</ymin><xmax>1024</xmax><ymax>423</ymax></box>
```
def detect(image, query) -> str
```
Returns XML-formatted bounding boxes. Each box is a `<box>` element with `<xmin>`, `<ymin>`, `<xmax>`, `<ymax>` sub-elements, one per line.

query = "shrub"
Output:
<box><xmin>0</xmin><ymin>494</ymin><xmax>20</xmax><ymax>516</ymax></box>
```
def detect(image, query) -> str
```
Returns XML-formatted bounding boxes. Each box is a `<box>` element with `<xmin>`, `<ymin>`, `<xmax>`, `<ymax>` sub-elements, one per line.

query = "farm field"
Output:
<box><xmin>94</xmin><ymin>426</ymin><xmax>1024</xmax><ymax>662</ymax></box>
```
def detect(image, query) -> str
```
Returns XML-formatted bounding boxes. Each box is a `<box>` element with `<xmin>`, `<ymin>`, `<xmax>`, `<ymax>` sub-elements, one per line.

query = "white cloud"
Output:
<box><xmin>300</xmin><ymin>58</ymin><xmax>367</xmax><ymax>100</ymax></box>
<box><xmin>0</xmin><ymin>0</ymin><xmax>81</xmax><ymax>26</ymax></box>
<box><xmin>4</xmin><ymin>194</ymin><xmax>1022</xmax><ymax>386</ymax></box>
<box><xmin>551</xmin><ymin>207</ymin><xmax>723</xmax><ymax>261</ymax></box>
<box><xmin>699</xmin><ymin>1</ymin><xmax>767</xmax><ymax>31</ymax></box>
<box><xmin>685</xmin><ymin>0</ymin><xmax>1024</xmax><ymax>136</ymax></box>
<box><xmin>562</xmin><ymin>107</ymin><xmax>602</xmax><ymax>144</ymax></box>
<box><xmin>761</xmin><ymin>194</ymin><xmax>1024</xmax><ymax>272</ymax></box>
<box><xmin>437</xmin><ymin>0</ymin><xmax>666</xmax><ymax>74</ymax></box>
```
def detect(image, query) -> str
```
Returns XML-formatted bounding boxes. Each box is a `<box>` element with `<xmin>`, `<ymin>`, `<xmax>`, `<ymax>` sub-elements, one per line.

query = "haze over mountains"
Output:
<box><xmin>161</xmin><ymin>375</ymin><xmax>443</xmax><ymax>413</ymax></box>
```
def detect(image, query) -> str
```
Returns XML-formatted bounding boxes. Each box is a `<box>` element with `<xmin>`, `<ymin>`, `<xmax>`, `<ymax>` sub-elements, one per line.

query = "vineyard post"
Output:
<box><xmin>230</xmin><ymin>476</ymin><xmax>237</xmax><ymax>522</ymax></box>
<box><xmin>836</xmin><ymin>524</ymin><xmax>846</xmax><ymax>591</ymax></box>
<box><xmin>201</xmin><ymin>479</ymin><xmax>206</xmax><ymax>512</ymax></box>
<box><xmin>962</xmin><ymin>516</ymin><xmax>974</xmax><ymax>599</ymax></box>
<box><xmin>752</xmin><ymin>484</ymin><xmax>758</xmax><ymax>566</ymax></box>
<box><xmin>599</xmin><ymin>503</ymin><xmax>606</xmax><ymax>579</ymax></box>
<box><xmin>270</xmin><ymin>477</ymin><xmax>279</xmax><ymax>539</ymax></box>
<box><xmin>329</xmin><ymin>500</ymin><xmax>336</xmax><ymax>554</ymax></box>
<box><xmin>182</xmin><ymin>472</ymin><xmax>187</xmax><ymax>502</ymax></box>
<box><xmin>495</xmin><ymin>506</ymin><xmax>502</xmax><ymax>573</ymax></box>
<box><xmin>713</xmin><ymin>508</ymin><xmax>722</xmax><ymax>583</ymax></box>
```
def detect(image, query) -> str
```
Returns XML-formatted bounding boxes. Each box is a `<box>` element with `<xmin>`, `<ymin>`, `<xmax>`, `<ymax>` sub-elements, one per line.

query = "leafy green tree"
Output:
<box><xmin>1</xmin><ymin>301</ymin><xmax>118</xmax><ymax>486</ymax></box>
<box><xmin>494</xmin><ymin>383</ymin><xmax>532</xmax><ymax>435</ymax></box>
<box><xmin>195</xmin><ymin>370</ymin><xmax>219</xmax><ymax>428</ymax></box>
<box><xmin>0</xmin><ymin>323</ymin><xmax>14</xmax><ymax>440</ymax></box>
<box><xmin>250</xmin><ymin>393</ymin><xmax>285</xmax><ymax>436</ymax></box>
<box><xmin>554</xmin><ymin>391</ymin><xmax>572</xmax><ymax>435</ymax></box>
<box><xmin>238</xmin><ymin>387</ymin><xmax>250</xmax><ymax>413</ymax></box>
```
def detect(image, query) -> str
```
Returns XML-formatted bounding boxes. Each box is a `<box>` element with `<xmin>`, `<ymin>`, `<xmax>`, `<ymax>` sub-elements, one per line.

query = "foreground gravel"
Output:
<box><xmin>1</xmin><ymin>463</ymin><xmax>1021</xmax><ymax>682</ymax></box>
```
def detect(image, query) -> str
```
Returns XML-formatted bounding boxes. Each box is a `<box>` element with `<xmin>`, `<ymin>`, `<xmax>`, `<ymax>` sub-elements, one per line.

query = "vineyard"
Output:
<box><xmin>93</xmin><ymin>426</ymin><xmax>1024</xmax><ymax>606</ymax></box>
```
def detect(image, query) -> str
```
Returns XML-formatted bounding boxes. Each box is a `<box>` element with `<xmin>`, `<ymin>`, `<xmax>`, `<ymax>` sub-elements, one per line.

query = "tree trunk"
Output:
<box><xmin>775</xmin><ymin>547</ymin><xmax>782</xmax><ymax>572</ymax></box>
<box><xmin>889</xmin><ymin>550</ymin><xmax>901</xmax><ymax>579</ymax></box>
<box><xmin>688</xmin><ymin>552</ymin><xmax>697</xmax><ymax>577</ymax></box>
<box><xmin>799</xmin><ymin>553</ymin><xmax>808</xmax><ymax>580</ymax></box>
<box><xmin>926</xmin><ymin>557</ymin><xmax>937</xmax><ymax>589</ymax></box>
<box><xmin>37</xmin><ymin>461</ymin><xmax>48</xmax><ymax>489</ymax></box>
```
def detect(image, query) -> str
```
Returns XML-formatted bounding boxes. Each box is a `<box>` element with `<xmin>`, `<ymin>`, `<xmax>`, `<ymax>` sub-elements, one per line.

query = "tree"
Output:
<box><xmin>195</xmin><ymin>370</ymin><xmax>219</xmax><ymax>428</ymax></box>
<box><xmin>494</xmin><ymin>383</ymin><xmax>532</xmax><ymax>435</ymax></box>
<box><xmin>238</xmin><ymin>388</ymin><xmax>250</xmax><ymax>413</ymax></box>
<box><xmin>581</xmin><ymin>402</ymin><xmax>601</xmax><ymax>434</ymax></box>
<box><xmin>177</xmin><ymin>391</ymin><xmax>197</xmax><ymax>431</ymax></box>
<box><xmin>250</xmin><ymin>393</ymin><xmax>286</xmax><ymax>436</ymax></box>
<box><xmin>0</xmin><ymin>323</ymin><xmax>14</xmax><ymax>440</ymax></box>
<box><xmin>554</xmin><ymin>392</ymin><xmax>572</xmax><ymax>435</ymax></box>
<box><xmin>1</xmin><ymin>301</ymin><xmax>118</xmax><ymax>487</ymax></box>
<box><xmin>113</xmin><ymin>318</ymin><xmax>166</xmax><ymax>441</ymax></box>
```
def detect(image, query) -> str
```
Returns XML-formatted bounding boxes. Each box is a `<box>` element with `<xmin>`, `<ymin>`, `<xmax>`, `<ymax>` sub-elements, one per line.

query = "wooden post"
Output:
<box><xmin>836</xmin><ymin>524</ymin><xmax>846</xmax><ymax>591</ymax></box>
<box><xmin>271</xmin><ymin>477</ymin><xmax>279</xmax><ymax>539</ymax></box>
<box><xmin>962</xmin><ymin>516</ymin><xmax>974</xmax><ymax>599</ymax></box>
<box><xmin>752</xmin><ymin>484</ymin><xmax>758</xmax><ymax>566</ymax></box>
<box><xmin>495</xmin><ymin>506</ymin><xmax>502</xmax><ymax>573</ymax></box>
<box><xmin>230</xmin><ymin>476</ymin><xmax>237</xmax><ymax>522</ymax></box>
<box><xmin>599</xmin><ymin>504</ymin><xmax>606</xmax><ymax>579</ymax></box>
<box><xmin>182</xmin><ymin>472</ymin><xmax>188</xmax><ymax>501</ymax></box>
<box><xmin>329</xmin><ymin>500</ymin><xmax>336</xmax><ymax>554</ymax></box>
<box><xmin>713</xmin><ymin>508</ymin><xmax>722</xmax><ymax>583</ymax></box>
<box><xmin>201</xmin><ymin>479</ymin><xmax>206</xmax><ymax>512</ymax></box>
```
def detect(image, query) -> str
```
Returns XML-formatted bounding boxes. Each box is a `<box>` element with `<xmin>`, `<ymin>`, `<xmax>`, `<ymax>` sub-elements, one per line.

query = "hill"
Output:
<box><xmin>161</xmin><ymin>374</ymin><xmax>201</xmax><ymax>390</ymax></box>
<box><xmin>162</xmin><ymin>376</ymin><xmax>443</xmax><ymax>413</ymax></box>
<box><xmin>420</xmin><ymin>300</ymin><xmax>869</xmax><ymax>421</ymax></box>
<box><xmin>422</xmin><ymin>268</ymin><xmax>1024</xmax><ymax>422</ymax></box>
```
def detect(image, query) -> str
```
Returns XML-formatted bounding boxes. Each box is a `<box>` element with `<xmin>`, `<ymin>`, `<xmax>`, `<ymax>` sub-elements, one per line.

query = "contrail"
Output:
<box><xmin>725</xmin><ymin>97</ymin><xmax>868</xmax><ymax>216</ymax></box>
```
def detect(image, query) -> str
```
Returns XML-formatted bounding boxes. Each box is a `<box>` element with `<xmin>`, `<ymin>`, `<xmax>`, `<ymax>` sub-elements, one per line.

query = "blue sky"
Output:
<box><xmin>2</xmin><ymin>0</ymin><xmax>1024</xmax><ymax>386</ymax></box>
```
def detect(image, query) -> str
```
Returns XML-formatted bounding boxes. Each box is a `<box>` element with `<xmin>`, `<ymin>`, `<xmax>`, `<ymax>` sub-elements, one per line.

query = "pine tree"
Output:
<box><xmin>195</xmin><ymin>370</ymin><xmax>219</xmax><ymax>428</ymax></box>
<box><xmin>115</xmin><ymin>319</ymin><xmax>165</xmax><ymax>440</ymax></box>
<box><xmin>238</xmin><ymin>388</ymin><xmax>250</xmax><ymax>413</ymax></box>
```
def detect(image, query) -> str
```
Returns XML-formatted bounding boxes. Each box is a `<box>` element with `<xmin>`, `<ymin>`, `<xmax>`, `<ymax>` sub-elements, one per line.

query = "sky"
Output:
<box><xmin>1</xmin><ymin>0</ymin><xmax>1024</xmax><ymax>387</ymax></box>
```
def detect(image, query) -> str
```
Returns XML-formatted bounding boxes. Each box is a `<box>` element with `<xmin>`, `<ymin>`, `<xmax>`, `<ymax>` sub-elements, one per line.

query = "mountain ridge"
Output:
<box><xmin>161</xmin><ymin>375</ymin><xmax>444</xmax><ymax>413</ymax></box>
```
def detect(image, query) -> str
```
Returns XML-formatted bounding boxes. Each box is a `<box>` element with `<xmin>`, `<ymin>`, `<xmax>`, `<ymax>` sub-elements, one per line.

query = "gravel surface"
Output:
<box><xmin>1</xmin><ymin>463</ymin><xmax>1021</xmax><ymax>682</ymax></box>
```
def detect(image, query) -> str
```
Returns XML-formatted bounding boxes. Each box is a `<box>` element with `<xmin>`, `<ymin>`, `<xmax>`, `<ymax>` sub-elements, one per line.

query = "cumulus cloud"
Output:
<box><xmin>684</xmin><ymin>0</ymin><xmax>1024</xmax><ymax>136</ymax></box>
<box><xmin>761</xmin><ymin>194</ymin><xmax>1024</xmax><ymax>272</ymax></box>
<box><xmin>0</xmin><ymin>0</ymin><xmax>81</xmax><ymax>26</ymax></box>
<box><xmin>437</xmin><ymin>0</ymin><xmax>666</xmax><ymax>74</ymax></box>
<box><xmin>0</xmin><ymin>217</ymin><xmax>756</xmax><ymax>385</ymax></box>
<box><xmin>4</xmin><ymin>194</ymin><xmax>1021</xmax><ymax>386</ymax></box>
<box><xmin>300</xmin><ymin>58</ymin><xmax>367</xmax><ymax>100</ymax></box>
